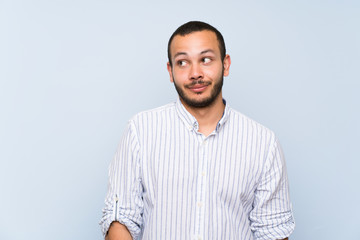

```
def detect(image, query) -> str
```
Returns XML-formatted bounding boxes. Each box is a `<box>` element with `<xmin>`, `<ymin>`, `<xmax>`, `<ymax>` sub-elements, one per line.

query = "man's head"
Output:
<box><xmin>167</xmin><ymin>21</ymin><xmax>231</xmax><ymax>109</ymax></box>
<box><xmin>167</xmin><ymin>21</ymin><xmax>226</xmax><ymax>67</ymax></box>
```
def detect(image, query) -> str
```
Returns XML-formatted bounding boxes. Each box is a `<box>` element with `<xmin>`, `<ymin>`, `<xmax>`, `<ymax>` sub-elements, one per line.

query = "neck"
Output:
<box><xmin>181</xmin><ymin>93</ymin><xmax>225</xmax><ymax>136</ymax></box>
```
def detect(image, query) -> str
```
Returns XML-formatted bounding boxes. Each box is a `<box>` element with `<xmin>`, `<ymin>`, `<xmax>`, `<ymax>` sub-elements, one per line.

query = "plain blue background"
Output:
<box><xmin>1</xmin><ymin>0</ymin><xmax>359</xmax><ymax>239</ymax></box>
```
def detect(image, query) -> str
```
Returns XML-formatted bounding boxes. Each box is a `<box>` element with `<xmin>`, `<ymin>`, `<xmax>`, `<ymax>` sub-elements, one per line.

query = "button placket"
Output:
<box><xmin>194</xmin><ymin>136</ymin><xmax>209</xmax><ymax>239</ymax></box>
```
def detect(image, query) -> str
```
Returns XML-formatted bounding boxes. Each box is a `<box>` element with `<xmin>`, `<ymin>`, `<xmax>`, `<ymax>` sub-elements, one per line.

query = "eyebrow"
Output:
<box><xmin>173</xmin><ymin>49</ymin><xmax>216</xmax><ymax>59</ymax></box>
<box><xmin>173</xmin><ymin>52</ymin><xmax>188</xmax><ymax>59</ymax></box>
<box><xmin>200</xmin><ymin>49</ymin><xmax>215</xmax><ymax>55</ymax></box>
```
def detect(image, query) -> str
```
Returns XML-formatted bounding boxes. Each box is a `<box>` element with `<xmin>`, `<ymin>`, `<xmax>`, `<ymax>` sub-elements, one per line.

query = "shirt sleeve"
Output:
<box><xmin>250</xmin><ymin>136</ymin><xmax>295</xmax><ymax>240</ymax></box>
<box><xmin>100</xmin><ymin>120</ymin><xmax>144</xmax><ymax>239</ymax></box>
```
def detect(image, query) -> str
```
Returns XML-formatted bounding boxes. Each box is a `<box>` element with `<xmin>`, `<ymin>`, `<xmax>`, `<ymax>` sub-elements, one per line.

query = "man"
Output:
<box><xmin>100</xmin><ymin>21</ymin><xmax>295</xmax><ymax>240</ymax></box>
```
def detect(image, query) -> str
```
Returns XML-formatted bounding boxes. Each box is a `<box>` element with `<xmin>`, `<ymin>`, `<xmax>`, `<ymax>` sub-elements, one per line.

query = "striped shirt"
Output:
<box><xmin>100</xmin><ymin>99</ymin><xmax>295</xmax><ymax>240</ymax></box>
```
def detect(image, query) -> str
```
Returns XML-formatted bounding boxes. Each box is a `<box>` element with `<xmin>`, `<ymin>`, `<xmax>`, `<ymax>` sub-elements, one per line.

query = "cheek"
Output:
<box><xmin>204</xmin><ymin>62</ymin><xmax>223</xmax><ymax>74</ymax></box>
<box><xmin>204</xmin><ymin>67</ymin><xmax>222</xmax><ymax>78</ymax></box>
<box><xmin>173</xmin><ymin>69</ymin><xmax>188</xmax><ymax>82</ymax></box>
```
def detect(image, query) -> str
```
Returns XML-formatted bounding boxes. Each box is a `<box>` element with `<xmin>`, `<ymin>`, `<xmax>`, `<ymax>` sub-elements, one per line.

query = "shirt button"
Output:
<box><xmin>201</xmin><ymin>171</ymin><xmax>206</xmax><ymax>177</ymax></box>
<box><xmin>198</xmin><ymin>236</ymin><xmax>202</xmax><ymax>240</ymax></box>
<box><xmin>197</xmin><ymin>202</ymin><xmax>203</xmax><ymax>207</ymax></box>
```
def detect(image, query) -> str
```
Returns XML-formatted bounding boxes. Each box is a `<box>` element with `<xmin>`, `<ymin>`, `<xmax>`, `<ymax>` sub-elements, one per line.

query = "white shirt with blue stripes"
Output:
<box><xmin>100</xmin><ymin>99</ymin><xmax>295</xmax><ymax>240</ymax></box>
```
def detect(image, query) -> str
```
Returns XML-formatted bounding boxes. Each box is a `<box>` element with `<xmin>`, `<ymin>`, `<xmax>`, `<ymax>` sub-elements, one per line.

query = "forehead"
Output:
<box><xmin>170</xmin><ymin>30</ymin><xmax>220</xmax><ymax>57</ymax></box>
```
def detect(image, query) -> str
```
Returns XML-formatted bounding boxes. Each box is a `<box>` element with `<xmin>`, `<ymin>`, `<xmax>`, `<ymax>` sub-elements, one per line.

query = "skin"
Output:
<box><xmin>167</xmin><ymin>30</ymin><xmax>231</xmax><ymax>136</ymax></box>
<box><xmin>105</xmin><ymin>221</ymin><xmax>132</xmax><ymax>240</ymax></box>
<box><xmin>106</xmin><ymin>30</ymin><xmax>289</xmax><ymax>240</ymax></box>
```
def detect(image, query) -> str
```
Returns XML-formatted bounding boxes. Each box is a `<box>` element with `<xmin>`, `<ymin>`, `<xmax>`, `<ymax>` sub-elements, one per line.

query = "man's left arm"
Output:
<box><xmin>250</xmin><ymin>136</ymin><xmax>295</xmax><ymax>240</ymax></box>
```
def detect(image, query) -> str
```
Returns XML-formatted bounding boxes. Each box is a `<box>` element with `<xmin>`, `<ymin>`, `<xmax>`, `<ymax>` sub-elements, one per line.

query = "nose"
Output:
<box><xmin>189</xmin><ymin>63</ymin><xmax>203</xmax><ymax>80</ymax></box>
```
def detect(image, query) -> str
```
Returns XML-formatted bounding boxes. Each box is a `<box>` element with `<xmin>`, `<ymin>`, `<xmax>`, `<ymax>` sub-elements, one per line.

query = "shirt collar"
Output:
<box><xmin>175</xmin><ymin>98</ymin><xmax>230</xmax><ymax>133</ymax></box>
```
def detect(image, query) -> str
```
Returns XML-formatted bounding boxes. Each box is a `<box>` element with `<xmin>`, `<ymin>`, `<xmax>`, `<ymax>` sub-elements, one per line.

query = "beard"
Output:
<box><xmin>173</xmin><ymin>73</ymin><xmax>224</xmax><ymax>108</ymax></box>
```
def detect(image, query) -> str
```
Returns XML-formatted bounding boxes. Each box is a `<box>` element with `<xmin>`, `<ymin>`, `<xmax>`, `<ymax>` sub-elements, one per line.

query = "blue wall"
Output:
<box><xmin>1</xmin><ymin>0</ymin><xmax>359</xmax><ymax>239</ymax></box>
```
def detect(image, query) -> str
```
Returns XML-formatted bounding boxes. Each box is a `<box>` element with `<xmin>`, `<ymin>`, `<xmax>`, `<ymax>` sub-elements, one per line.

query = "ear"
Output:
<box><xmin>167</xmin><ymin>62</ymin><xmax>174</xmax><ymax>83</ymax></box>
<box><xmin>223</xmin><ymin>54</ymin><xmax>231</xmax><ymax>77</ymax></box>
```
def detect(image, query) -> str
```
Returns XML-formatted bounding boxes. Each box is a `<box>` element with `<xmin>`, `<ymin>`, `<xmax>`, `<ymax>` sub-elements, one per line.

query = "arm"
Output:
<box><xmin>105</xmin><ymin>222</ymin><xmax>132</xmax><ymax>240</ymax></box>
<box><xmin>250</xmin><ymin>136</ymin><xmax>295</xmax><ymax>239</ymax></box>
<box><xmin>100</xmin><ymin>121</ymin><xmax>144</xmax><ymax>239</ymax></box>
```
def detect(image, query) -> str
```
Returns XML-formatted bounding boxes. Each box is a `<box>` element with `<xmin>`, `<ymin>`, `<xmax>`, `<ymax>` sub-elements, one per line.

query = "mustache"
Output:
<box><xmin>185</xmin><ymin>80</ymin><xmax>211</xmax><ymax>88</ymax></box>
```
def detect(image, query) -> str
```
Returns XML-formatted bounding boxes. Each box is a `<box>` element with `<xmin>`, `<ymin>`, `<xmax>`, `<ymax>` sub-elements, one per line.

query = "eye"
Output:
<box><xmin>177</xmin><ymin>60</ymin><xmax>187</xmax><ymax>67</ymax></box>
<box><xmin>202</xmin><ymin>57</ymin><xmax>211</xmax><ymax>64</ymax></box>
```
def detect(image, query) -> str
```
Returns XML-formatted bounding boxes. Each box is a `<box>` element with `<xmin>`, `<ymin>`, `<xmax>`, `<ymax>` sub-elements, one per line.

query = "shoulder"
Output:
<box><xmin>227</xmin><ymin>106</ymin><xmax>276</xmax><ymax>141</ymax></box>
<box><xmin>128</xmin><ymin>102</ymin><xmax>177</xmax><ymax>125</ymax></box>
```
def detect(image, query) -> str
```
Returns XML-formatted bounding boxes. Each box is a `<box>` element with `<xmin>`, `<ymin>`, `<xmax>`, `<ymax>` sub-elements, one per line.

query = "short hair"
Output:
<box><xmin>167</xmin><ymin>21</ymin><xmax>226</xmax><ymax>66</ymax></box>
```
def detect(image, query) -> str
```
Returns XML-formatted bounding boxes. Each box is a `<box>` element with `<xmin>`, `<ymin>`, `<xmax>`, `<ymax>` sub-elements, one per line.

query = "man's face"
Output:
<box><xmin>167</xmin><ymin>30</ymin><xmax>231</xmax><ymax>108</ymax></box>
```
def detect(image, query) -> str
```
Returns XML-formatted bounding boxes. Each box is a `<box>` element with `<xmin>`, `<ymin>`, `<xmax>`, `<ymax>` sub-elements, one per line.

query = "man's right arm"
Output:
<box><xmin>105</xmin><ymin>222</ymin><xmax>132</xmax><ymax>240</ymax></box>
<box><xmin>100</xmin><ymin>121</ymin><xmax>143</xmax><ymax>239</ymax></box>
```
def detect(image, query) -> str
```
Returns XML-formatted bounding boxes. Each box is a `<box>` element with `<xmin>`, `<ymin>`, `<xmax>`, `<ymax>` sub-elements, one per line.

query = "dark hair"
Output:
<box><xmin>167</xmin><ymin>21</ymin><xmax>226</xmax><ymax>66</ymax></box>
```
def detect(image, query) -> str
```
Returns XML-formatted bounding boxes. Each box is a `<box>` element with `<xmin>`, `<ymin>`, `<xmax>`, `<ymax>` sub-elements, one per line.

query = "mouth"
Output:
<box><xmin>189</xmin><ymin>85</ymin><xmax>208</xmax><ymax>93</ymax></box>
<box><xmin>186</xmin><ymin>81</ymin><xmax>211</xmax><ymax>93</ymax></box>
